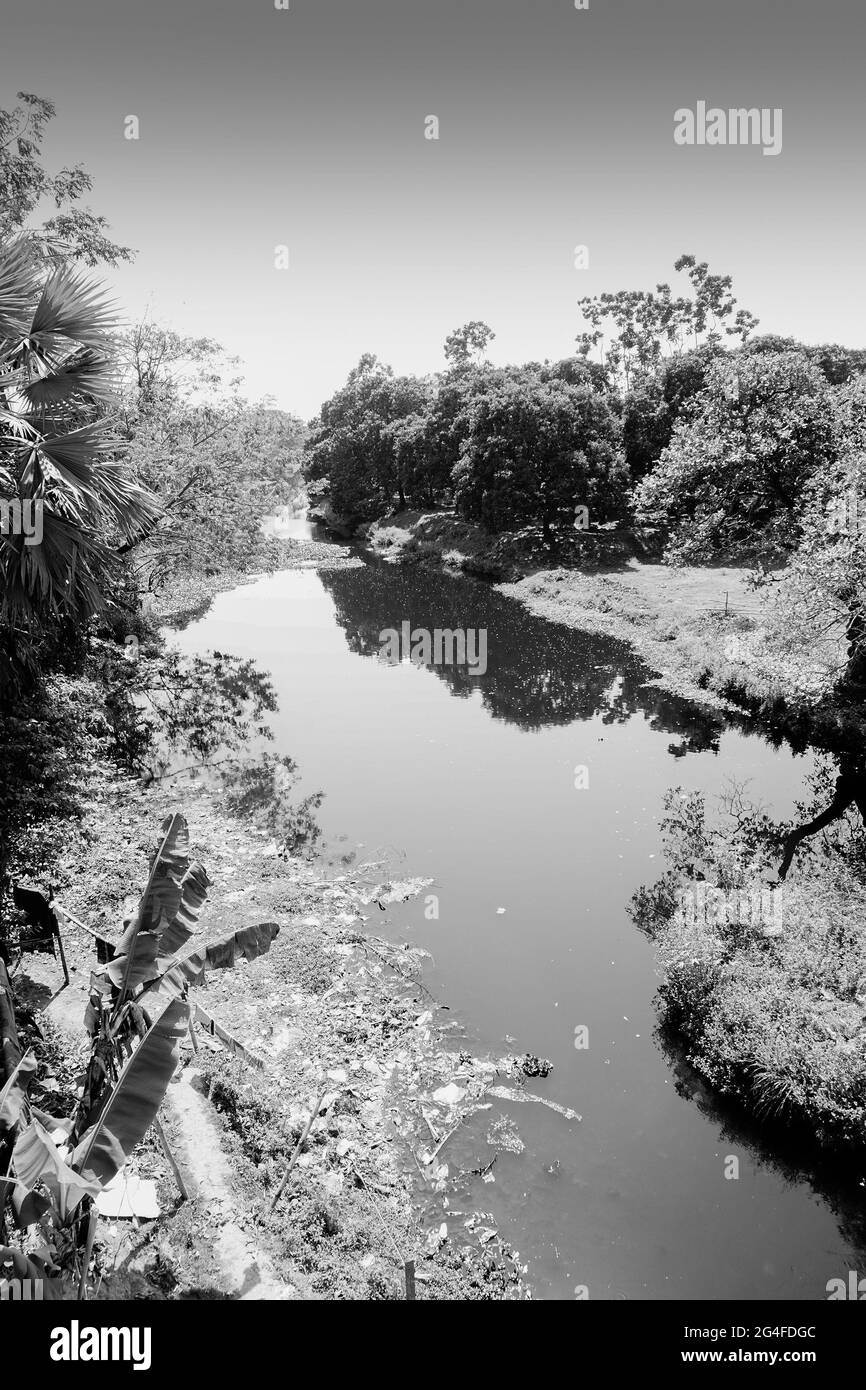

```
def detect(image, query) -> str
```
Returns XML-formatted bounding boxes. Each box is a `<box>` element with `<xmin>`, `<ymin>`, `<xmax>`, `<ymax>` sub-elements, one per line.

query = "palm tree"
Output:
<box><xmin>0</xmin><ymin>235</ymin><xmax>159</xmax><ymax>635</ymax></box>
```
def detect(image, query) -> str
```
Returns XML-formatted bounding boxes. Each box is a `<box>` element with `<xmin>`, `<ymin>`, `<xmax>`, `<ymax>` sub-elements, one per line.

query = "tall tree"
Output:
<box><xmin>0</xmin><ymin>93</ymin><xmax>133</xmax><ymax>267</ymax></box>
<box><xmin>0</xmin><ymin>237</ymin><xmax>157</xmax><ymax>644</ymax></box>
<box><xmin>634</xmin><ymin>351</ymin><xmax>837</xmax><ymax>564</ymax></box>
<box><xmin>453</xmin><ymin>374</ymin><xmax>626</xmax><ymax>540</ymax></box>
<box><xmin>443</xmin><ymin>321</ymin><xmax>495</xmax><ymax>370</ymax></box>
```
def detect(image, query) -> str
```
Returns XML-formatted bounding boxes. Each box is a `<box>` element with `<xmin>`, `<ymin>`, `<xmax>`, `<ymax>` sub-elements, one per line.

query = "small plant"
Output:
<box><xmin>0</xmin><ymin>811</ymin><xmax>281</xmax><ymax>1295</ymax></box>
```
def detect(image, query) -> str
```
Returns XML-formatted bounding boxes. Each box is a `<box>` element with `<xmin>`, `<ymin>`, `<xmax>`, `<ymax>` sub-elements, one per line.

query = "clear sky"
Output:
<box><xmin>3</xmin><ymin>0</ymin><xmax>865</xmax><ymax>419</ymax></box>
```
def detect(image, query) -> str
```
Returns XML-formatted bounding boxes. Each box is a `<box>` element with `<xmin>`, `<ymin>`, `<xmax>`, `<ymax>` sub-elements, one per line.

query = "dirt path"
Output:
<box><xmin>34</xmin><ymin>961</ymin><xmax>298</xmax><ymax>1300</ymax></box>
<box><xmin>163</xmin><ymin>1066</ymin><xmax>300</xmax><ymax>1300</ymax></box>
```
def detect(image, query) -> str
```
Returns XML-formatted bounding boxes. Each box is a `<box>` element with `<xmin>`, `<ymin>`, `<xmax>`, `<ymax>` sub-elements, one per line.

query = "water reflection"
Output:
<box><xmin>319</xmin><ymin>561</ymin><xmax>784</xmax><ymax>756</ymax></box>
<box><xmin>658</xmin><ymin>1026</ymin><xmax>866</xmax><ymax>1267</ymax></box>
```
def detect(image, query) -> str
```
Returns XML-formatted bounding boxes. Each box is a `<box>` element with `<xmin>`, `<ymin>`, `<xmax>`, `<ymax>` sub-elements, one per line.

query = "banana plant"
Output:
<box><xmin>75</xmin><ymin>811</ymin><xmax>279</xmax><ymax>1135</ymax></box>
<box><xmin>2</xmin><ymin>811</ymin><xmax>281</xmax><ymax>1295</ymax></box>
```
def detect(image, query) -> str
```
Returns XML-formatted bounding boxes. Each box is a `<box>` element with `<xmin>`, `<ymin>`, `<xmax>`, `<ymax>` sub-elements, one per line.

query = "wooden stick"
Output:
<box><xmin>52</xmin><ymin>906</ymin><xmax>107</xmax><ymax>939</ymax></box>
<box><xmin>78</xmin><ymin>1206</ymin><xmax>99</xmax><ymax>1300</ymax></box>
<box><xmin>153</xmin><ymin>1115</ymin><xmax>188</xmax><ymax>1201</ymax></box>
<box><xmin>429</xmin><ymin>1118</ymin><xmax>463</xmax><ymax>1163</ymax></box>
<box><xmin>268</xmin><ymin>1085</ymin><xmax>328</xmax><ymax>1214</ymax></box>
<box><xmin>54</xmin><ymin>921</ymin><xmax>70</xmax><ymax>988</ymax></box>
<box><xmin>404</xmin><ymin>1259</ymin><xmax>416</xmax><ymax>1300</ymax></box>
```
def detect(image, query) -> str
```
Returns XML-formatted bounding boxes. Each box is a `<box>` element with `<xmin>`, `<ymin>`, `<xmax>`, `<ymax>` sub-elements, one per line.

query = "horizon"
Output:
<box><xmin>3</xmin><ymin>0</ymin><xmax>865</xmax><ymax>419</ymax></box>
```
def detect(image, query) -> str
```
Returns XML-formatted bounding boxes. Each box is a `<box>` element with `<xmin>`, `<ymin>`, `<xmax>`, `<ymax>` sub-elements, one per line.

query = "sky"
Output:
<box><xmin>3</xmin><ymin>0</ymin><xmax>865</xmax><ymax>419</ymax></box>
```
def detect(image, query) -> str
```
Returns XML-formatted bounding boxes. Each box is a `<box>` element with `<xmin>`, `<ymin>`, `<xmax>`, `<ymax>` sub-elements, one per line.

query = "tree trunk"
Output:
<box><xmin>842</xmin><ymin>593</ymin><xmax>866</xmax><ymax>688</ymax></box>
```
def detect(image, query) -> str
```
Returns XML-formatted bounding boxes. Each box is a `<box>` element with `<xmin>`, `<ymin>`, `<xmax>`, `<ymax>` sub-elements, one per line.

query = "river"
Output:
<box><xmin>172</xmin><ymin>519</ymin><xmax>865</xmax><ymax>1300</ymax></box>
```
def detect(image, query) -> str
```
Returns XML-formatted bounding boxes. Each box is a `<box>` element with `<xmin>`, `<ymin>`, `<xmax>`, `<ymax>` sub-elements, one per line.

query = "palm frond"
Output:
<box><xmin>22</xmin><ymin>348</ymin><xmax>118</xmax><ymax>410</ymax></box>
<box><xmin>29</xmin><ymin>263</ymin><xmax>117</xmax><ymax>349</ymax></box>
<box><xmin>0</xmin><ymin>236</ymin><xmax>41</xmax><ymax>341</ymax></box>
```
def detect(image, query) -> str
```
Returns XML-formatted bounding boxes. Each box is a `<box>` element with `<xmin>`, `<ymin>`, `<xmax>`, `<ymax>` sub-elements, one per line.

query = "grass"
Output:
<box><xmin>633</xmin><ymin>776</ymin><xmax>866</xmax><ymax>1150</ymax></box>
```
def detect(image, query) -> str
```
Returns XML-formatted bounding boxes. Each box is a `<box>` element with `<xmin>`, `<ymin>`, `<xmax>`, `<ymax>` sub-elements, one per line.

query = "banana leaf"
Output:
<box><xmin>0</xmin><ymin>1048</ymin><xmax>36</xmax><ymax>1134</ymax></box>
<box><xmin>0</xmin><ymin>1247</ymin><xmax>62</xmax><ymax>1299</ymax></box>
<box><xmin>142</xmin><ymin>922</ymin><xmax>280</xmax><ymax>1020</ymax></box>
<box><xmin>138</xmin><ymin>812</ymin><xmax>189</xmax><ymax>936</ymax></box>
<box><xmin>71</xmin><ymin>998</ymin><xmax>189</xmax><ymax>1186</ymax></box>
<box><xmin>13</xmin><ymin>1118</ymin><xmax>101</xmax><ymax>1224</ymax></box>
<box><xmin>110</xmin><ymin>815</ymin><xmax>210</xmax><ymax>1008</ymax></box>
<box><xmin>106</xmin><ymin>926</ymin><xmax>160</xmax><ymax>991</ymax></box>
<box><xmin>156</xmin><ymin>861</ymin><xmax>211</xmax><ymax>960</ymax></box>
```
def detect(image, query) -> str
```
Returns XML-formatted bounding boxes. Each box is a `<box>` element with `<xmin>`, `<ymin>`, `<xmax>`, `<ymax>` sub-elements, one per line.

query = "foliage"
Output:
<box><xmin>443</xmin><ymin>320</ymin><xmax>495</xmax><ymax>369</ymax></box>
<box><xmin>760</xmin><ymin>375</ymin><xmax>866</xmax><ymax>691</ymax></box>
<box><xmin>577</xmin><ymin>253</ymin><xmax>758</xmax><ymax>391</ymax></box>
<box><xmin>631</xmin><ymin>776</ymin><xmax>866</xmax><ymax>1147</ymax></box>
<box><xmin>220</xmin><ymin>752</ymin><xmax>323</xmax><ymax>856</ymax></box>
<box><xmin>622</xmin><ymin>348</ymin><xmax>715</xmax><ymax>481</ymax></box>
<box><xmin>0</xmin><ymin>93</ymin><xmax>133</xmax><ymax>267</ymax></box>
<box><xmin>0</xmin><ymin>237</ymin><xmax>158</xmax><ymax>639</ymax></box>
<box><xmin>303</xmin><ymin>349</ymin><xmax>627</xmax><ymax>533</ymax></box>
<box><xmin>453</xmin><ymin>373</ymin><xmax>626</xmax><ymax>539</ymax></box>
<box><xmin>116</xmin><ymin>323</ymin><xmax>306</xmax><ymax>590</ymax></box>
<box><xmin>0</xmin><ymin>675</ymin><xmax>95</xmax><ymax>897</ymax></box>
<box><xmin>0</xmin><ymin>813</ymin><xmax>280</xmax><ymax>1293</ymax></box>
<box><xmin>634</xmin><ymin>351</ymin><xmax>837</xmax><ymax>564</ymax></box>
<box><xmin>303</xmin><ymin>355</ymin><xmax>430</xmax><ymax>518</ymax></box>
<box><xmin>91</xmin><ymin>635</ymin><xmax>278</xmax><ymax>777</ymax></box>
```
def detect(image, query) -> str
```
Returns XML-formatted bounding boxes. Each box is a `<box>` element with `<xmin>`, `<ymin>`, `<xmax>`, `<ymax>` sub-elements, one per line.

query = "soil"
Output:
<box><xmin>16</xmin><ymin>728</ymin><xmax>530</xmax><ymax>1300</ymax></box>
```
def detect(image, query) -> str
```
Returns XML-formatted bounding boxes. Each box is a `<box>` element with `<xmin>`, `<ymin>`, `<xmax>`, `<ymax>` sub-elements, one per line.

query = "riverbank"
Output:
<box><xmin>352</xmin><ymin>509</ymin><xmax>866</xmax><ymax>1157</ymax></box>
<box><xmin>153</xmin><ymin>533</ymin><xmax>362</xmax><ymax>630</ymax></box>
<box><xmin>19</xmin><ymin>759</ymin><xmax>529</xmax><ymax>1299</ymax></box>
<box><xmin>359</xmin><ymin>507</ymin><xmax>864</xmax><ymax>746</ymax></box>
<box><xmin>9</xmin><ymin>540</ymin><xmax>544</xmax><ymax>1299</ymax></box>
<box><xmin>13</xmin><ymin>524</ymin><xmax>860</xmax><ymax>1302</ymax></box>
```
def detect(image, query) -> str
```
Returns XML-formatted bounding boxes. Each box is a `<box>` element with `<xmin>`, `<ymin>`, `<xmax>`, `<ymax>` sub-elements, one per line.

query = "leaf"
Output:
<box><xmin>0</xmin><ymin>237</ymin><xmax>41</xmax><ymax>340</ymax></box>
<box><xmin>0</xmin><ymin>1048</ymin><xmax>37</xmax><ymax>1134</ymax></box>
<box><xmin>112</xmin><ymin>813</ymin><xmax>189</xmax><ymax>1009</ymax></box>
<box><xmin>22</xmin><ymin>348</ymin><xmax>118</xmax><ymax>410</ymax></box>
<box><xmin>139</xmin><ymin>813</ymin><xmax>189</xmax><ymax>936</ymax></box>
<box><xmin>143</xmin><ymin>922</ymin><xmax>280</xmax><ymax>1020</ymax></box>
<box><xmin>106</xmin><ymin>928</ymin><xmax>160</xmax><ymax>991</ymax></box>
<box><xmin>10</xmin><ymin>1182</ymin><xmax>53</xmax><ymax>1230</ymax></box>
<box><xmin>12</xmin><ymin>1118</ymin><xmax>101</xmax><ymax>1224</ymax></box>
<box><xmin>0</xmin><ymin>1247</ymin><xmax>62</xmax><ymax>1300</ymax></box>
<box><xmin>200</xmin><ymin>921</ymin><xmax>281</xmax><ymax>973</ymax></box>
<box><xmin>29</xmin><ymin>263</ymin><xmax>116</xmax><ymax>349</ymax></box>
<box><xmin>156</xmin><ymin>860</ymin><xmax>211</xmax><ymax>959</ymax></box>
<box><xmin>71</xmin><ymin>999</ymin><xmax>189</xmax><ymax>1186</ymax></box>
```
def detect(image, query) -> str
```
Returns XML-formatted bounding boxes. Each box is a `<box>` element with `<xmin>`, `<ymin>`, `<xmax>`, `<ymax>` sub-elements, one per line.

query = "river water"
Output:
<box><xmin>173</xmin><ymin>525</ymin><xmax>865</xmax><ymax>1300</ymax></box>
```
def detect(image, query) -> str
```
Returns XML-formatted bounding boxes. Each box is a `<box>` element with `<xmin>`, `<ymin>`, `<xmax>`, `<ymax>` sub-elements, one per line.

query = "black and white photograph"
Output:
<box><xmin>1</xmin><ymin>0</ymin><xmax>864</xmax><ymax>1356</ymax></box>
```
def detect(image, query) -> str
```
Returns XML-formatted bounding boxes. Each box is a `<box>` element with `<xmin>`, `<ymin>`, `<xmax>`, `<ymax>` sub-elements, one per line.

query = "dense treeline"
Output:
<box><xmin>303</xmin><ymin>262</ymin><xmax>866</xmax><ymax>696</ymax></box>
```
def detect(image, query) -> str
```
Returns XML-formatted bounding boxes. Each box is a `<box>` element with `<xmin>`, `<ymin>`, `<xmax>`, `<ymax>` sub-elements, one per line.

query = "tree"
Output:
<box><xmin>116</xmin><ymin>322</ymin><xmax>306</xmax><ymax>587</ymax></box>
<box><xmin>0</xmin><ymin>94</ymin><xmax>133</xmax><ymax>267</ymax></box>
<box><xmin>443</xmin><ymin>321</ymin><xmax>495</xmax><ymax>370</ymax></box>
<box><xmin>302</xmin><ymin>357</ymin><xmax>429</xmax><ymax>517</ymax></box>
<box><xmin>453</xmin><ymin>374</ymin><xmax>626</xmax><ymax>540</ymax></box>
<box><xmin>764</xmin><ymin>375</ymin><xmax>866</xmax><ymax>693</ymax></box>
<box><xmin>577</xmin><ymin>254</ymin><xmax>758</xmax><ymax>392</ymax></box>
<box><xmin>622</xmin><ymin>348</ymin><xmax>715</xmax><ymax>481</ymax></box>
<box><xmin>0</xmin><ymin>237</ymin><xmax>157</xmax><ymax>644</ymax></box>
<box><xmin>634</xmin><ymin>351</ymin><xmax>837</xmax><ymax>564</ymax></box>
